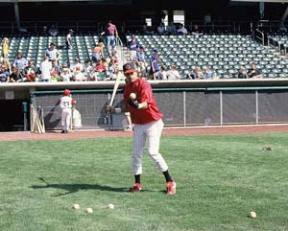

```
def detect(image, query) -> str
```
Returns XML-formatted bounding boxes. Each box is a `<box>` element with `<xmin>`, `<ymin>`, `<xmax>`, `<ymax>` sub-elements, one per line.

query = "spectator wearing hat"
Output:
<box><xmin>66</xmin><ymin>29</ymin><xmax>73</xmax><ymax>50</ymax></box>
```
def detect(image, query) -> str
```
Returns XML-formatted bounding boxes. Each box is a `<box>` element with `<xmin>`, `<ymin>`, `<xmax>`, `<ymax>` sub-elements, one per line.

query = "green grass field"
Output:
<box><xmin>0</xmin><ymin>133</ymin><xmax>288</xmax><ymax>231</ymax></box>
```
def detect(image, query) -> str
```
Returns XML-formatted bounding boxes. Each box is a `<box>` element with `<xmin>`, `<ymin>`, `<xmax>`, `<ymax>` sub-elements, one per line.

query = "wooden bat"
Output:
<box><xmin>109</xmin><ymin>73</ymin><xmax>121</xmax><ymax>107</ymax></box>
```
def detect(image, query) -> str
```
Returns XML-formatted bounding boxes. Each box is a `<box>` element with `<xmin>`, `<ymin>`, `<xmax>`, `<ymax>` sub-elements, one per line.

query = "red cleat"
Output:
<box><xmin>166</xmin><ymin>181</ymin><xmax>176</xmax><ymax>195</ymax></box>
<box><xmin>129</xmin><ymin>183</ymin><xmax>142</xmax><ymax>192</ymax></box>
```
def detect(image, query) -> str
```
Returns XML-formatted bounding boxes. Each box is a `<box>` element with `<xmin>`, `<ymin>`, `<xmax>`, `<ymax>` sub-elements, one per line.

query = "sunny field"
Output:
<box><xmin>0</xmin><ymin>133</ymin><xmax>288</xmax><ymax>231</ymax></box>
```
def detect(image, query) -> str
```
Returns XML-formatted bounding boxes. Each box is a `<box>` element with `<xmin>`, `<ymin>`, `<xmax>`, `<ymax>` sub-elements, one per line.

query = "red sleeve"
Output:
<box><xmin>138</xmin><ymin>80</ymin><xmax>152</xmax><ymax>104</ymax></box>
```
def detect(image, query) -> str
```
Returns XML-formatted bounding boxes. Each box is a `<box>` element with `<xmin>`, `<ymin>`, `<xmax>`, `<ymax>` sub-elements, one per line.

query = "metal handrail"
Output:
<box><xmin>255</xmin><ymin>29</ymin><xmax>265</xmax><ymax>46</ymax></box>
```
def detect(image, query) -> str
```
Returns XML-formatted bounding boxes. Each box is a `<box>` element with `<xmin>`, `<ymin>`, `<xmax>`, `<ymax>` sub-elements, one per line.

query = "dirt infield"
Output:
<box><xmin>1</xmin><ymin>124</ymin><xmax>288</xmax><ymax>141</ymax></box>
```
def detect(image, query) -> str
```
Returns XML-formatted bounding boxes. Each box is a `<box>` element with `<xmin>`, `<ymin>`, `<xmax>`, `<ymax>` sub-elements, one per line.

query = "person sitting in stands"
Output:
<box><xmin>177</xmin><ymin>24</ymin><xmax>188</xmax><ymax>35</ymax></box>
<box><xmin>48</xmin><ymin>25</ymin><xmax>59</xmax><ymax>37</ymax></box>
<box><xmin>237</xmin><ymin>65</ymin><xmax>248</xmax><ymax>79</ymax></box>
<box><xmin>167</xmin><ymin>64</ymin><xmax>181</xmax><ymax>80</ymax></box>
<box><xmin>91</xmin><ymin>43</ymin><xmax>103</xmax><ymax>63</ymax></box>
<box><xmin>0</xmin><ymin>58</ymin><xmax>10</xmax><ymax>82</ymax></box>
<box><xmin>157</xmin><ymin>22</ymin><xmax>166</xmax><ymax>35</ymax></box>
<box><xmin>24</xmin><ymin>60</ymin><xmax>37</xmax><ymax>82</ymax></box>
<box><xmin>61</xmin><ymin>65</ymin><xmax>72</xmax><ymax>82</ymax></box>
<box><xmin>50</xmin><ymin>60</ymin><xmax>61</xmax><ymax>82</ymax></box>
<box><xmin>247</xmin><ymin>63</ymin><xmax>262</xmax><ymax>78</ymax></box>
<box><xmin>8</xmin><ymin>66</ymin><xmax>20</xmax><ymax>82</ymax></box>
<box><xmin>202</xmin><ymin>66</ymin><xmax>215</xmax><ymax>79</ymax></box>
<box><xmin>12</xmin><ymin>52</ymin><xmax>28</xmax><ymax>81</ymax></box>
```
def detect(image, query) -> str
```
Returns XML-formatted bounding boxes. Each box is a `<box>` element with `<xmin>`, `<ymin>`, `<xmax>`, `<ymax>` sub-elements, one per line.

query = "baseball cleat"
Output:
<box><xmin>166</xmin><ymin>181</ymin><xmax>176</xmax><ymax>195</ymax></box>
<box><xmin>129</xmin><ymin>183</ymin><xmax>142</xmax><ymax>192</ymax></box>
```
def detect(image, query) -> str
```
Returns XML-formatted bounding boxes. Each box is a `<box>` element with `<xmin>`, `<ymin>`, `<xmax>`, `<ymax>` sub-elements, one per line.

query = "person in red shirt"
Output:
<box><xmin>121</xmin><ymin>62</ymin><xmax>176</xmax><ymax>195</ymax></box>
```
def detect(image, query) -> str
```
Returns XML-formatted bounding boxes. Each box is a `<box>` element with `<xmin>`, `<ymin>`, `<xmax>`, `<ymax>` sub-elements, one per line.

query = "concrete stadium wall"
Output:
<box><xmin>1</xmin><ymin>79</ymin><xmax>288</xmax><ymax>130</ymax></box>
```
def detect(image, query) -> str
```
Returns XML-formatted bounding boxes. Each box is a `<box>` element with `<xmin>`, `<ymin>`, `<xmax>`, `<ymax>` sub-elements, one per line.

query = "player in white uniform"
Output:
<box><xmin>60</xmin><ymin>89</ymin><xmax>73</xmax><ymax>133</ymax></box>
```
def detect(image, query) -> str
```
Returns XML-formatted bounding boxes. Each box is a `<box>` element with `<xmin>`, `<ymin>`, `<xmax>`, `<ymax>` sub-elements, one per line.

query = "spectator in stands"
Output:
<box><xmin>187</xmin><ymin>66</ymin><xmax>203</xmax><ymax>79</ymax></box>
<box><xmin>136</xmin><ymin>45</ymin><xmax>146</xmax><ymax>61</ymax></box>
<box><xmin>135</xmin><ymin>46</ymin><xmax>147</xmax><ymax>76</ymax></box>
<box><xmin>45</xmin><ymin>43</ymin><xmax>59</xmax><ymax>63</ymax></box>
<box><xmin>50</xmin><ymin>60</ymin><xmax>61</xmax><ymax>82</ymax></box>
<box><xmin>8</xmin><ymin>67</ymin><xmax>20</xmax><ymax>82</ymax></box>
<box><xmin>13</xmin><ymin>52</ymin><xmax>28</xmax><ymax>81</ymax></box>
<box><xmin>247</xmin><ymin>63</ymin><xmax>262</xmax><ymax>78</ymax></box>
<box><xmin>1</xmin><ymin>37</ymin><xmax>9</xmax><ymax>59</ymax></box>
<box><xmin>237</xmin><ymin>65</ymin><xmax>248</xmax><ymax>79</ymax></box>
<box><xmin>13</xmin><ymin>52</ymin><xmax>28</xmax><ymax>72</ymax></box>
<box><xmin>91</xmin><ymin>43</ymin><xmax>103</xmax><ymax>63</ymax></box>
<box><xmin>150</xmin><ymin>49</ymin><xmax>161</xmax><ymax>80</ymax></box>
<box><xmin>40</xmin><ymin>56</ymin><xmax>52</xmax><ymax>82</ymax></box>
<box><xmin>202</xmin><ymin>66</ymin><xmax>215</xmax><ymax>79</ymax></box>
<box><xmin>66</xmin><ymin>29</ymin><xmax>73</xmax><ymax>50</ymax></box>
<box><xmin>71</xmin><ymin>58</ymin><xmax>86</xmax><ymax>81</ymax></box>
<box><xmin>177</xmin><ymin>24</ymin><xmax>188</xmax><ymax>35</ymax></box>
<box><xmin>166</xmin><ymin>23</ymin><xmax>177</xmax><ymax>35</ymax></box>
<box><xmin>71</xmin><ymin>58</ymin><xmax>84</xmax><ymax>73</ymax></box>
<box><xmin>158</xmin><ymin>65</ymin><xmax>168</xmax><ymax>80</ymax></box>
<box><xmin>24</xmin><ymin>60</ymin><xmax>37</xmax><ymax>82</ymax></box>
<box><xmin>127</xmin><ymin>35</ymin><xmax>140</xmax><ymax>61</ymax></box>
<box><xmin>48</xmin><ymin>25</ymin><xmax>59</xmax><ymax>37</ymax></box>
<box><xmin>167</xmin><ymin>64</ymin><xmax>181</xmax><ymax>80</ymax></box>
<box><xmin>157</xmin><ymin>22</ymin><xmax>166</xmax><ymax>35</ymax></box>
<box><xmin>111</xmin><ymin>50</ymin><xmax>119</xmax><ymax>66</ymax></box>
<box><xmin>191</xmin><ymin>24</ymin><xmax>202</xmax><ymax>35</ymax></box>
<box><xmin>61</xmin><ymin>65</ymin><xmax>72</xmax><ymax>82</ymax></box>
<box><xmin>0</xmin><ymin>58</ymin><xmax>10</xmax><ymax>82</ymax></box>
<box><xmin>42</xmin><ymin>26</ymin><xmax>48</xmax><ymax>36</ymax></box>
<box><xmin>105</xmin><ymin>20</ymin><xmax>118</xmax><ymax>57</ymax></box>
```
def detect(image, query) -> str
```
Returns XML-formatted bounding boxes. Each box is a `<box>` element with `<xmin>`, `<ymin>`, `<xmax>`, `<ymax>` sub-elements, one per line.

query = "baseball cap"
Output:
<box><xmin>123</xmin><ymin>62</ymin><xmax>137</xmax><ymax>75</ymax></box>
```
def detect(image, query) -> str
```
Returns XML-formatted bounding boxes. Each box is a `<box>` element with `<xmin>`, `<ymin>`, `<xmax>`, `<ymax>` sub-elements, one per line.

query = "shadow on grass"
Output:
<box><xmin>30</xmin><ymin>177</ymin><xmax>129</xmax><ymax>196</ymax></box>
<box><xmin>30</xmin><ymin>177</ymin><xmax>154</xmax><ymax>196</ymax></box>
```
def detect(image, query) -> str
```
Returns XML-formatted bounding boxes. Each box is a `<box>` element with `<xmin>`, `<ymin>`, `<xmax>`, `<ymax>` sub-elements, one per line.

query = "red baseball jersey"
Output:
<box><xmin>124</xmin><ymin>78</ymin><xmax>163</xmax><ymax>124</ymax></box>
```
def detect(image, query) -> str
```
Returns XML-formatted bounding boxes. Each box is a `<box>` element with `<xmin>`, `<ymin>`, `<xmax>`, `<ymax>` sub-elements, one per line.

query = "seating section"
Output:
<box><xmin>269</xmin><ymin>34</ymin><xmax>288</xmax><ymax>51</ymax></box>
<box><xmin>129</xmin><ymin>34</ymin><xmax>288</xmax><ymax>78</ymax></box>
<box><xmin>2</xmin><ymin>34</ymin><xmax>288</xmax><ymax>79</ymax></box>
<box><xmin>2</xmin><ymin>35</ymin><xmax>101</xmax><ymax>67</ymax></box>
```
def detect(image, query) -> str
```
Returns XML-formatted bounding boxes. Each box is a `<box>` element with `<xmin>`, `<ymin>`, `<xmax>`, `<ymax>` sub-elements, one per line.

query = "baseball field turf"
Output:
<box><xmin>0</xmin><ymin>133</ymin><xmax>288</xmax><ymax>231</ymax></box>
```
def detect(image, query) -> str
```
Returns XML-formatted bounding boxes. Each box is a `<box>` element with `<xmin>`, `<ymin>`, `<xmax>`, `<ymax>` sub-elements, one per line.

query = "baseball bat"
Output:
<box><xmin>109</xmin><ymin>73</ymin><xmax>121</xmax><ymax>107</ymax></box>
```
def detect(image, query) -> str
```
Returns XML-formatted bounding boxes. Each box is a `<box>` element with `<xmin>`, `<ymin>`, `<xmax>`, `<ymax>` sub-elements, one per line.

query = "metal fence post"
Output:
<box><xmin>255</xmin><ymin>90</ymin><xmax>259</xmax><ymax>124</ymax></box>
<box><xmin>183</xmin><ymin>91</ymin><xmax>186</xmax><ymax>127</ymax></box>
<box><xmin>220</xmin><ymin>91</ymin><xmax>223</xmax><ymax>126</ymax></box>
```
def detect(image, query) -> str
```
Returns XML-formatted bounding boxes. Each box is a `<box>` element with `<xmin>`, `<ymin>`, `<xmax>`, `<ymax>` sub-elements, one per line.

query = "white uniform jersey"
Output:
<box><xmin>60</xmin><ymin>96</ymin><xmax>72</xmax><ymax>111</ymax></box>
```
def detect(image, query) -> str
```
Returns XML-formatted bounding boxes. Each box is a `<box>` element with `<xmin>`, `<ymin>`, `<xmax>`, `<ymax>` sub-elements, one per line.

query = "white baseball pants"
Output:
<box><xmin>132</xmin><ymin>119</ymin><xmax>168</xmax><ymax>175</ymax></box>
<box><xmin>61</xmin><ymin>109</ymin><xmax>72</xmax><ymax>131</ymax></box>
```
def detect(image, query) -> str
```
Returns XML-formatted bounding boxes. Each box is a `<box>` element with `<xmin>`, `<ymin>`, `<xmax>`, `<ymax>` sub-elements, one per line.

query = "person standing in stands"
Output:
<box><xmin>105</xmin><ymin>20</ymin><xmax>118</xmax><ymax>57</ymax></box>
<box><xmin>66</xmin><ymin>29</ymin><xmax>73</xmax><ymax>50</ymax></box>
<box><xmin>1</xmin><ymin>37</ymin><xmax>9</xmax><ymax>60</ymax></box>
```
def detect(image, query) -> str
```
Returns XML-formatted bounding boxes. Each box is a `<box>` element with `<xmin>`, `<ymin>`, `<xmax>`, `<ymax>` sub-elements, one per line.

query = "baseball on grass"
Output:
<box><xmin>249</xmin><ymin>211</ymin><xmax>257</xmax><ymax>218</ymax></box>
<box><xmin>85</xmin><ymin>208</ymin><xmax>93</xmax><ymax>214</ymax></box>
<box><xmin>129</xmin><ymin>93</ymin><xmax>136</xmax><ymax>100</ymax></box>
<box><xmin>72</xmin><ymin>204</ymin><xmax>80</xmax><ymax>210</ymax></box>
<box><xmin>108</xmin><ymin>203</ymin><xmax>115</xmax><ymax>209</ymax></box>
